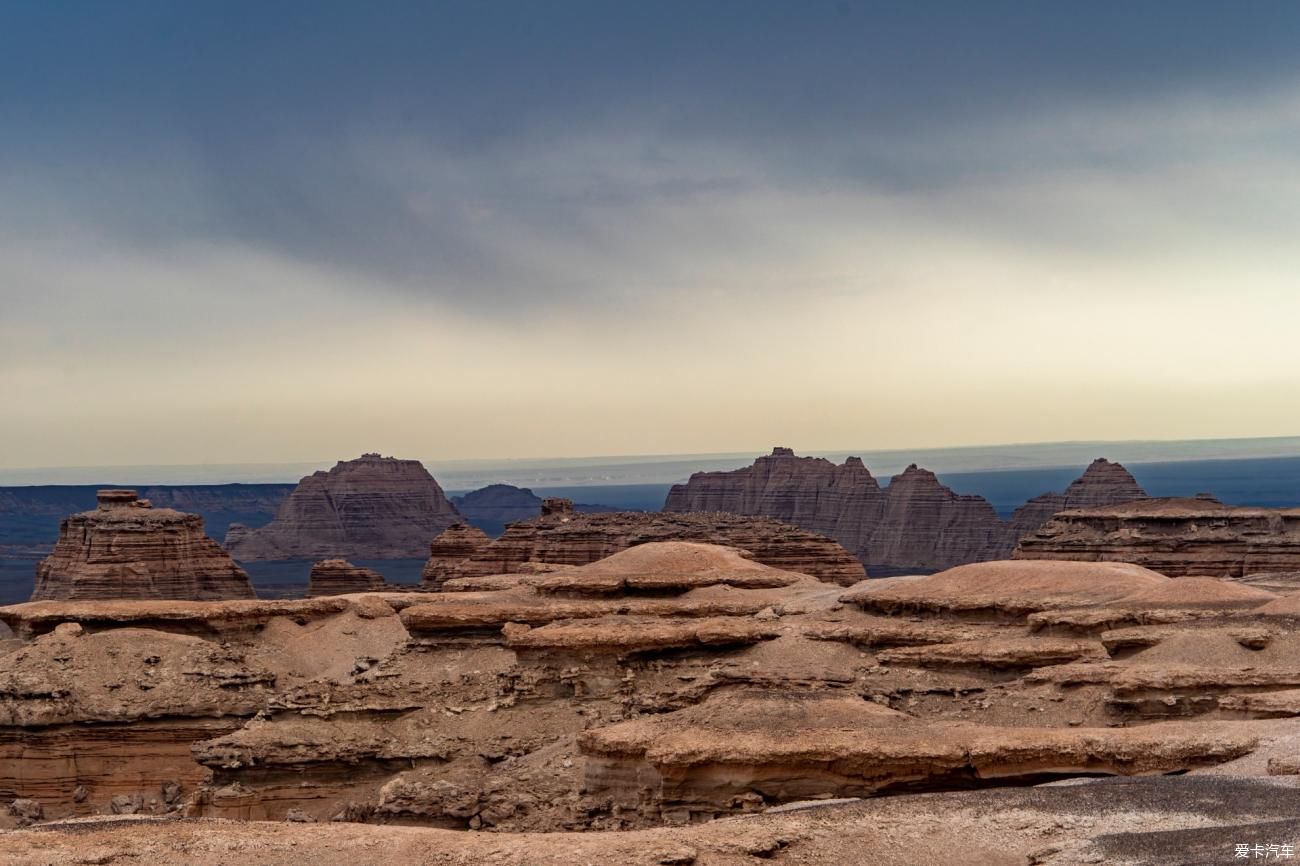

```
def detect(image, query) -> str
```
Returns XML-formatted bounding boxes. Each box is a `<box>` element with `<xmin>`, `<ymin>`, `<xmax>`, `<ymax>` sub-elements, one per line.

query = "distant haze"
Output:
<box><xmin>6</xmin><ymin>436</ymin><xmax>1300</xmax><ymax>489</ymax></box>
<box><xmin>4</xmin><ymin>3</ymin><xmax>1300</xmax><ymax>467</ymax></box>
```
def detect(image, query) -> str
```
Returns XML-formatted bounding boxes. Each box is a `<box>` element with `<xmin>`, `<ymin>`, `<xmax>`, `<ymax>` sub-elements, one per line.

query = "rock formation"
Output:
<box><xmin>665</xmin><ymin>448</ymin><xmax>1148</xmax><ymax>573</ymax></box>
<box><xmin>28</xmin><ymin>490</ymin><xmax>255</xmax><ymax>602</ymax></box>
<box><xmin>421</xmin><ymin>524</ymin><xmax>494</xmax><ymax>590</ymax></box>
<box><xmin>307</xmin><ymin>559</ymin><xmax>385</xmax><ymax>596</ymax></box>
<box><xmin>4</xmin><ymin>543</ymin><xmax>1298</xmax><ymax>841</ymax></box>
<box><xmin>421</xmin><ymin>500</ymin><xmax>867</xmax><ymax>587</ymax></box>
<box><xmin>1007</xmin><ymin>458</ymin><xmax>1147</xmax><ymax>541</ymax></box>
<box><xmin>224</xmin><ymin>454</ymin><xmax>461</xmax><ymax>561</ymax></box>
<box><xmin>1014</xmin><ymin>497</ymin><xmax>1300</xmax><ymax>578</ymax></box>
<box><xmin>450</xmin><ymin>484</ymin><xmax>618</xmax><ymax>536</ymax></box>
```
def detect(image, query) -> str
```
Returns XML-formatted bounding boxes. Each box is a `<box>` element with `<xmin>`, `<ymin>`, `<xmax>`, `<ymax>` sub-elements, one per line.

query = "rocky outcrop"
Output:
<box><xmin>224</xmin><ymin>454</ymin><xmax>461</xmax><ymax>561</ymax></box>
<box><xmin>420</xmin><ymin>504</ymin><xmax>866</xmax><ymax>587</ymax></box>
<box><xmin>665</xmin><ymin>448</ymin><xmax>1148</xmax><ymax>574</ymax></box>
<box><xmin>1008</xmin><ymin>458</ymin><xmax>1147</xmax><ymax>542</ymax></box>
<box><xmin>307</xmin><ymin>560</ymin><xmax>385</xmax><ymax>596</ymax></box>
<box><xmin>421</xmin><ymin>524</ymin><xmax>494</xmax><ymax>590</ymax></box>
<box><xmin>1014</xmin><ymin>498</ymin><xmax>1300</xmax><ymax>577</ymax></box>
<box><xmin>29</xmin><ymin>490</ymin><xmax>255</xmax><ymax>602</ymax></box>
<box><xmin>449</xmin><ymin>485</ymin><xmax>620</xmax><ymax>537</ymax></box>
<box><xmin>2</xmin><ymin>538</ymin><xmax>1296</xmax><ymax>832</ymax></box>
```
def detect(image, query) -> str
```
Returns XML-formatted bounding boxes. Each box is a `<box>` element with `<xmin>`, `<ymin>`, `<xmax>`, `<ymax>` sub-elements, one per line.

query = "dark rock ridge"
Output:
<box><xmin>31</xmin><ymin>490</ymin><xmax>255</xmax><ymax>601</ymax></box>
<box><xmin>422</xmin><ymin>498</ymin><xmax>867</xmax><ymax>587</ymax></box>
<box><xmin>450</xmin><ymin>484</ymin><xmax>618</xmax><ymax>537</ymax></box>
<box><xmin>664</xmin><ymin>448</ymin><xmax>1148</xmax><ymax>573</ymax></box>
<box><xmin>225</xmin><ymin>454</ymin><xmax>461</xmax><ymax>561</ymax></box>
<box><xmin>1015</xmin><ymin>497</ymin><xmax>1300</xmax><ymax>577</ymax></box>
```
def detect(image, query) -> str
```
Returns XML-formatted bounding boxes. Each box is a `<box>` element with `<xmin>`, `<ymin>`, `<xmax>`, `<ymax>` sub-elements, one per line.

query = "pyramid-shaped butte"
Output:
<box><xmin>31</xmin><ymin>490</ymin><xmax>255</xmax><ymax>601</ymax></box>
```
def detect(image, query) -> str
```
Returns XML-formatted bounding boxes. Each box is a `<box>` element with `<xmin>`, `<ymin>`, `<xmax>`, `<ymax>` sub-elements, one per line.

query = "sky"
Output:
<box><xmin>4</xmin><ymin>1</ymin><xmax>1300</xmax><ymax>468</ymax></box>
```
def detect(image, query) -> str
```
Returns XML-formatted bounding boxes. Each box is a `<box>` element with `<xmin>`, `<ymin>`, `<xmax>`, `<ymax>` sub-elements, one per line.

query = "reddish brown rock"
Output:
<box><xmin>1008</xmin><ymin>458</ymin><xmax>1147</xmax><ymax>542</ymax></box>
<box><xmin>1014</xmin><ymin>497</ymin><xmax>1300</xmax><ymax>577</ymax></box>
<box><xmin>420</xmin><ymin>505</ymin><xmax>866</xmax><ymax>587</ymax></box>
<box><xmin>307</xmin><ymin>559</ymin><xmax>385</xmax><ymax>597</ymax></box>
<box><xmin>421</xmin><ymin>524</ymin><xmax>494</xmax><ymax>590</ymax></box>
<box><xmin>664</xmin><ymin>449</ymin><xmax>1150</xmax><ymax>574</ymax></box>
<box><xmin>29</xmin><ymin>490</ymin><xmax>254</xmax><ymax>602</ymax></box>
<box><xmin>225</xmin><ymin>454</ymin><xmax>461</xmax><ymax>561</ymax></box>
<box><xmin>866</xmin><ymin>464</ymin><xmax>1010</xmax><ymax>573</ymax></box>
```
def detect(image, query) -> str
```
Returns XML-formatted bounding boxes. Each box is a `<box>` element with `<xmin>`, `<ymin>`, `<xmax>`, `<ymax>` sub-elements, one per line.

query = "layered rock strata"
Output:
<box><xmin>421</xmin><ymin>524</ymin><xmax>494</xmax><ymax>590</ymax></box>
<box><xmin>307</xmin><ymin>560</ymin><xmax>385</xmax><ymax>596</ymax></box>
<box><xmin>3</xmin><ymin>543</ymin><xmax>1299</xmax><ymax>838</ymax></box>
<box><xmin>664</xmin><ymin>448</ymin><xmax>1147</xmax><ymax>574</ymax></box>
<box><xmin>29</xmin><ymin>490</ymin><xmax>255</xmax><ymax>602</ymax></box>
<box><xmin>225</xmin><ymin>454</ymin><xmax>461</xmax><ymax>561</ymax></box>
<box><xmin>1014</xmin><ymin>498</ymin><xmax>1300</xmax><ymax>577</ymax></box>
<box><xmin>420</xmin><ymin>501</ymin><xmax>866</xmax><ymax>587</ymax></box>
<box><xmin>1008</xmin><ymin>458</ymin><xmax>1148</xmax><ymax>541</ymax></box>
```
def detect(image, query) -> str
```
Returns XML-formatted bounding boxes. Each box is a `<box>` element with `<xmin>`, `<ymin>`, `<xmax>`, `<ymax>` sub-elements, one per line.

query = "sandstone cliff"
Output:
<box><xmin>1014</xmin><ymin>497</ymin><xmax>1300</xmax><ymax>577</ymax></box>
<box><xmin>422</xmin><ymin>499</ymin><xmax>867</xmax><ymax>587</ymax></box>
<box><xmin>225</xmin><ymin>454</ymin><xmax>461</xmax><ymax>561</ymax></box>
<box><xmin>665</xmin><ymin>448</ymin><xmax>1147</xmax><ymax>574</ymax></box>
<box><xmin>30</xmin><ymin>490</ymin><xmax>255</xmax><ymax>601</ymax></box>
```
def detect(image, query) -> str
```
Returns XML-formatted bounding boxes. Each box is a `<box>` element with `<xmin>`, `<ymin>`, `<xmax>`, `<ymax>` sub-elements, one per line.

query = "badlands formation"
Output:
<box><xmin>29</xmin><ymin>489</ymin><xmax>254</xmax><ymax>602</ymax></box>
<box><xmin>421</xmin><ymin>498</ymin><xmax>867</xmax><ymax>589</ymax></box>
<box><xmin>1016</xmin><ymin>496</ymin><xmax>1300</xmax><ymax>579</ymax></box>
<box><xmin>665</xmin><ymin>449</ymin><xmax>1148</xmax><ymax>574</ymax></box>
<box><xmin>226</xmin><ymin>454</ymin><xmax>462</xmax><ymax>561</ymax></box>
<box><xmin>7</xmin><ymin>535</ymin><xmax>1300</xmax><ymax>863</ymax></box>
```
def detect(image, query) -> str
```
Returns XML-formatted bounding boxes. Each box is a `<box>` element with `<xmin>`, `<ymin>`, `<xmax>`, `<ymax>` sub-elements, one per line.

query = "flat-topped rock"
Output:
<box><xmin>580</xmin><ymin>690</ymin><xmax>1258</xmax><ymax>816</ymax></box>
<box><xmin>422</xmin><ymin>508</ymin><xmax>866</xmax><ymax>587</ymax></box>
<box><xmin>504</xmin><ymin>616</ymin><xmax>782</xmax><ymax>652</ymax></box>
<box><xmin>875</xmin><ymin>637</ymin><xmax>1107</xmax><ymax>669</ymax></box>
<box><xmin>30</xmin><ymin>490</ymin><xmax>255</xmax><ymax>602</ymax></box>
<box><xmin>225</xmin><ymin>454</ymin><xmax>461</xmax><ymax>561</ymax></box>
<box><xmin>307</xmin><ymin>559</ymin><xmax>386</xmax><ymax>596</ymax></box>
<box><xmin>0</xmin><ymin>594</ymin><xmax>422</xmax><ymax>640</ymax></box>
<box><xmin>421</xmin><ymin>523</ymin><xmax>494</xmax><ymax>590</ymax></box>
<box><xmin>841</xmin><ymin>560</ymin><xmax>1169</xmax><ymax>618</ymax></box>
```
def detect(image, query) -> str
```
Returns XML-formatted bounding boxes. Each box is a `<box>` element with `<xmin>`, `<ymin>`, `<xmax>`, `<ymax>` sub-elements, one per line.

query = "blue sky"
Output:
<box><xmin>4</xmin><ymin>2</ymin><xmax>1300</xmax><ymax>465</ymax></box>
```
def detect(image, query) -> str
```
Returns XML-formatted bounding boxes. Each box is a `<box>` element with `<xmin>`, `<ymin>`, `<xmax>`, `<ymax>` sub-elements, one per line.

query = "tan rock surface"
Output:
<box><xmin>422</xmin><ymin>506</ymin><xmax>866</xmax><ymax>587</ymax></box>
<box><xmin>7</xmin><ymin>537</ymin><xmax>1300</xmax><ymax>849</ymax></box>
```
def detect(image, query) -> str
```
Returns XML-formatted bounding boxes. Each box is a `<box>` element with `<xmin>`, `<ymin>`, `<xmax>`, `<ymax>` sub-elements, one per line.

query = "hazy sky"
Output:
<box><xmin>5</xmin><ymin>1</ymin><xmax>1300</xmax><ymax>467</ymax></box>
